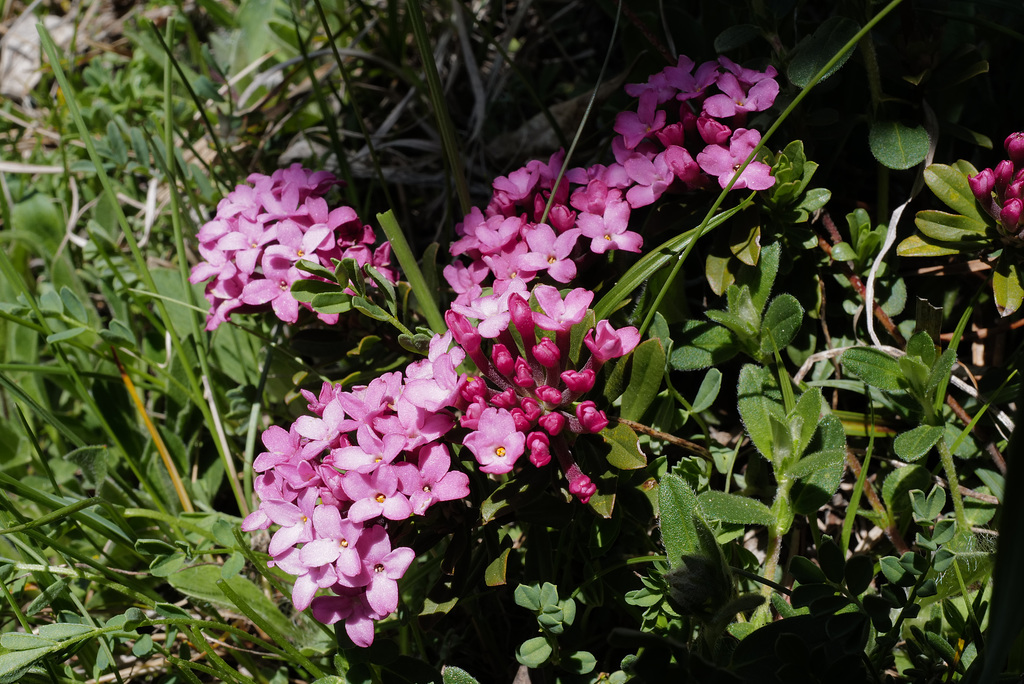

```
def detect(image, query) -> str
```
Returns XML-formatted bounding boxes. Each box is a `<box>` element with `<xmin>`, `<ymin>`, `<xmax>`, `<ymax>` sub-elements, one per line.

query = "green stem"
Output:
<box><xmin>936</xmin><ymin>437</ymin><xmax>969</xmax><ymax>533</ymax></box>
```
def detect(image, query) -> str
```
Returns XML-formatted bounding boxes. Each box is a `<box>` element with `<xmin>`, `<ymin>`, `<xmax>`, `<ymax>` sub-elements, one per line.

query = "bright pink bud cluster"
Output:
<box><xmin>446</xmin><ymin>283</ymin><xmax>640</xmax><ymax>504</ymax></box>
<box><xmin>969</xmin><ymin>132</ymin><xmax>1024</xmax><ymax>238</ymax></box>
<box><xmin>241</xmin><ymin>333</ymin><xmax>470</xmax><ymax>647</ymax></box>
<box><xmin>612</xmin><ymin>54</ymin><xmax>778</xmax><ymax>197</ymax></box>
<box><xmin>190</xmin><ymin>164</ymin><xmax>396</xmax><ymax>330</ymax></box>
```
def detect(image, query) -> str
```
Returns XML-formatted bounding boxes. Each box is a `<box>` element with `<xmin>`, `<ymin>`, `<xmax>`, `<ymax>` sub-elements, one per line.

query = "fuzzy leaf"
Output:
<box><xmin>869</xmin><ymin>121</ymin><xmax>930</xmax><ymax>170</ymax></box>
<box><xmin>787</xmin><ymin>16</ymin><xmax>861</xmax><ymax>87</ymax></box>
<box><xmin>601</xmin><ymin>423</ymin><xmax>646</xmax><ymax>470</ymax></box>
<box><xmin>760</xmin><ymin>294</ymin><xmax>803</xmax><ymax>357</ymax></box>
<box><xmin>894</xmin><ymin>425</ymin><xmax>944</xmax><ymax>462</ymax></box>
<box><xmin>691</xmin><ymin>368</ymin><xmax>722</xmax><ymax>413</ymax></box>
<box><xmin>842</xmin><ymin>348</ymin><xmax>906</xmax><ymax>392</ymax></box>
<box><xmin>698</xmin><ymin>490</ymin><xmax>773</xmax><ymax>526</ymax></box>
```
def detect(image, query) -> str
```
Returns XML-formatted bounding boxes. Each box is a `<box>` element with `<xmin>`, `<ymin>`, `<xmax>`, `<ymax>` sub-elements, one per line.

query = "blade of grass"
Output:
<box><xmin>406</xmin><ymin>0</ymin><xmax>471</xmax><ymax>216</ymax></box>
<box><xmin>377</xmin><ymin>209</ymin><xmax>446</xmax><ymax>334</ymax></box>
<box><xmin>112</xmin><ymin>347</ymin><xmax>194</xmax><ymax>513</ymax></box>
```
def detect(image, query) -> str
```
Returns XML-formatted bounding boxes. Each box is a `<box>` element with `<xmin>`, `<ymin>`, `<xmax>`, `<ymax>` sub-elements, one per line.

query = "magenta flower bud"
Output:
<box><xmin>1007</xmin><ymin>180</ymin><xmax>1024</xmax><ymax>202</ymax></box>
<box><xmin>654</xmin><ymin>122</ymin><xmax>685</xmax><ymax>148</ymax></box>
<box><xmin>538</xmin><ymin>412</ymin><xmax>565</xmax><ymax>436</ymax></box>
<box><xmin>508</xmin><ymin>293</ymin><xmax>536</xmax><ymax>345</ymax></box>
<box><xmin>995</xmin><ymin>160</ymin><xmax>1014</xmax><ymax>195</ymax></box>
<box><xmin>533</xmin><ymin>337</ymin><xmax>561</xmax><ymax>368</ymax></box>
<box><xmin>460</xmin><ymin>376</ymin><xmax>488</xmax><ymax>404</ymax></box>
<box><xmin>576</xmin><ymin>401</ymin><xmax>609</xmax><ymax>433</ymax></box>
<box><xmin>1006</xmin><ymin>132</ymin><xmax>1024</xmax><ymax>164</ymax></box>
<box><xmin>460</xmin><ymin>400</ymin><xmax>484</xmax><ymax>430</ymax></box>
<box><xmin>491</xmin><ymin>388</ymin><xmax>519</xmax><ymax>409</ymax></box>
<box><xmin>696</xmin><ymin>116</ymin><xmax>731</xmax><ymax>145</ymax></box>
<box><xmin>510</xmin><ymin>408</ymin><xmax>532</xmax><ymax>432</ymax></box>
<box><xmin>561</xmin><ymin>369</ymin><xmax>595</xmax><ymax>394</ymax></box>
<box><xmin>568</xmin><ymin>472</ymin><xmax>597</xmax><ymax>504</ymax></box>
<box><xmin>548</xmin><ymin>204</ymin><xmax>577</xmax><ymax>233</ymax></box>
<box><xmin>513</xmin><ymin>357</ymin><xmax>536</xmax><ymax>388</ymax></box>
<box><xmin>1001</xmin><ymin>198</ymin><xmax>1023</xmax><ymax>230</ymax></box>
<box><xmin>535</xmin><ymin>385</ymin><xmax>563</xmax><ymax>406</ymax></box>
<box><xmin>527</xmin><ymin>431</ymin><xmax>551</xmax><ymax>467</ymax></box>
<box><xmin>520</xmin><ymin>397</ymin><xmax>542</xmax><ymax>423</ymax></box>
<box><xmin>492</xmin><ymin>343</ymin><xmax>515</xmax><ymax>376</ymax></box>
<box><xmin>968</xmin><ymin>168</ymin><xmax>995</xmax><ymax>201</ymax></box>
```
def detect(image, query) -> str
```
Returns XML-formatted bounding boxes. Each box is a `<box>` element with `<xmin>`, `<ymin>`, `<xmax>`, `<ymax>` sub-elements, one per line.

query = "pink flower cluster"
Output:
<box><xmin>613</xmin><ymin>54</ymin><xmax>778</xmax><ymax>196</ymax></box>
<box><xmin>969</xmin><ymin>132</ymin><xmax>1024</xmax><ymax>238</ymax></box>
<box><xmin>443</xmin><ymin>55</ymin><xmax>777</xmax><ymax>307</ymax></box>
<box><xmin>189</xmin><ymin>164</ymin><xmax>396</xmax><ymax>330</ymax></box>
<box><xmin>241</xmin><ymin>332</ymin><xmax>470</xmax><ymax>647</ymax></box>
<box><xmin>447</xmin><ymin>282</ymin><xmax>640</xmax><ymax>504</ymax></box>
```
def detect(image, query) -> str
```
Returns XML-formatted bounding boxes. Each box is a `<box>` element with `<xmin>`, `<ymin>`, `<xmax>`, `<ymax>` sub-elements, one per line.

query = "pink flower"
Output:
<box><xmin>462</xmin><ymin>407</ymin><xmax>526</xmax><ymax>474</ymax></box>
<box><xmin>533</xmin><ymin>286</ymin><xmax>593</xmax><ymax>332</ymax></box>
<box><xmin>584</xmin><ymin>321</ymin><xmax>642</xmax><ymax>363</ymax></box>
<box><xmin>696</xmin><ymin>128</ymin><xmax>775</xmax><ymax>191</ymax></box>
<box><xmin>409</xmin><ymin>443</ymin><xmax>470</xmax><ymax>514</ymax></box>
<box><xmin>578</xmin><ymin>197</ymin><xmax>642</xmax><ymax>253</ymax></box>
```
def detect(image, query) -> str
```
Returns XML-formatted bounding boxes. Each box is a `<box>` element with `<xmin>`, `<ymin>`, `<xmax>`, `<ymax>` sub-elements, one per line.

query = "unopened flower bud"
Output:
<box><xmin>995</xmin><ymin>160</ymin><xmax>1014</xmax><ymax>196</ymax></box>
<box><xmin>696</xmin><ymin>116</ymin><xmax>731</xmax><ymax>145</ymax></box>
<box><xmin>1001</xmin><ymin>198</ymin><xmax>1023</xmax><ymax>231</ymax></box>
<box><xmin>533</xmin><ymin>337</ymin><xmax>561</xmax><ymax>368</ymax></box>
<box><xmin>510</xmin><ymin>408</ymin><xmax>532</xmax><ymax>432</ymax></box>
<box><xmin>491</xmin><ymin>389</ymin><xmax>518</xmax><ymax>409</ymax></box>
<box><xmin>548</xmin><ymin>204</ymin><xmax>577</xmax><ymax>233</ymax></box>
<box><xmin>576</xmin><ymin>401</ymin><xmax>609</xmax><ymax>433</ymax></box>
<box><xmin>1006</xmin><ymin>132</ymin><xmax>1024</xmax><ymax>164</ymax></box>
<box><xmin>508</xmin><ymin>293</ymin><xmax>536</xmax><ymax>345</ymax></box>
<box><xmin>568</xmin><ymin>473</ymin><xmax>597</xmax><ymax>504</ymax></box>
<box><xmin>520</xmin><ymin>398</ymin><xmax>542</xmax><ymax>423</ymax></box>
<box><xmin>460</xmin><ymin>376</ymin><xmax>487</xmax><ymax>404</ymax></box>
<box><xmin>560</xmin><ymin>369</ymin><xmax>595</xmax><ymax>394</ymax></box>
<box><xmin>1007</xmin><ymin>180</ymin><xmax>1024</xmax><ymax>202</ymax></box>
<box><xmin>513</xmin><ymin>357</ymin><xmax>536</xmax><ymax>388</ymax></box>
<box><xmin>535</xmin><ymin>385</ymin><xmax>563</xmax><ymax>405</ymax></box>
<box><xmin>460</xmin><ymin>401</ymin><xmax>484</xmax><ymax>430</ymax></box>
<box><xmin>492</xmin><ymin>344</ymin><xmax>515</xmax><ymax>376</ymax></box>
<box><xmin>538</xmin><ymin>412</ymin><xmax>565</xmax><ymax>435</ymax></box>
<box><xmin>654</xmin><ymin>122</ymin><xmax>685</xmax><ymax>147</ymax></box>
<box><xmin>968</xmin><ymin>168</ymin><xmax>995</xmax><ymax>201</ymax></box>
<box><xmin>526</xmin><ymin>431</ymin><xmax>551</xmax><ymax>467</ymax></box>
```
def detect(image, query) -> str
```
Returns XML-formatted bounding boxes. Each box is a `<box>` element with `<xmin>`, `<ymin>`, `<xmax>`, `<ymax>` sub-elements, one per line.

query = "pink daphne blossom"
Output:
<box><xmin>696</xmin><ymin>128</ymin><xmax>775</xmax><ymax>191</ymax></box>
<box><xmin>462</xmin><ymin>407</ymin><xmax>526</xmax><ymax>474</ymax></box>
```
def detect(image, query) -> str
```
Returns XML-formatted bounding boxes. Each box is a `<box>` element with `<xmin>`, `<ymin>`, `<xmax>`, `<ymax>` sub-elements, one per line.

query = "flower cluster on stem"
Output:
<box><xmin>190</xmin><ymin>164</ymin><xmax>396</xmax><ymax>330</ymax></box>
<box><xmin>969</xmin><ymin>131</ymin><xmax>1024</xmax><ymax>239</ymax></box>
<box><xmin>241</xmin><ymin>333</ymin><xmax>470</xmax><ymax>647</ymax></box>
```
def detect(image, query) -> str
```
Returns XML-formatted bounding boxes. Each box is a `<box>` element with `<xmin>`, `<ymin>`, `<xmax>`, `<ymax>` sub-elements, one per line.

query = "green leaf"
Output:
<box><xmin>760</xmin><ymin>294</ymin><xmax>803</xmax><ymax>357</ymax></box>
<box><xmin>729</xmin><ymin>222</ymin><xmax>761</xmax><ymax>267</ymax></box>
<box><xmin>352</xmin><ymin>296</ymin><xmax>392</xmax><ymax>322</ymax></box>
<box><xmin>906</xmin><ymin>331</ymin><xmax>936</xmax><ymax>366</ymax></box>
<box><xmin>562</xmin><ymin>650</ymin><xmax>597</xmax><ymax>675</ymax></box>
<box><xmin>442</xmin><ymin>666</ymin><xmax>481</xmax><ymax>684</ymax></box>
<box><xmin>46</xmin><ymin>327</ymin><xmax>88</xmax><ymax>343</ymax></box>
<box><xmin>830</xmin><ymin>241</ymin><xmax>857</xmax><ymax>261</ymax></box>
<box><xmin>0</xmin><ymin>633</ymin><xmax>56</xmax><ymax>650</ymax></box>
<box><xmin>36</xmin><ymin>623</ymin><xmax>94</xmax><ymax>640</ymax></box>
<box><xmin>106</xmin><ymin>120</ymin><xmax>128</xmax><ymax>166</ymax></box>
<box><xmin>790</xmin><ymin>446</ymin><xmax>844</xmax><ymax>515</ymax></box>
<box><xmin>894</xmin><ymin>425</ymin><xmax>945</xmax><ymax>462</ymax></box>
<box><xmin>897</xmin><ymin>234</ymin><xmax>962</xmax><ymax>257</ymax></box>
<box><xmin>516</xmin><ymin>637</ymin><xmax>552</xmax><ymax>668</ymax></box>
<box><xmin>668</xmin><ymin>320</ymin><xmax>739</xmax><ymax>371</ymax></box>
<box><xmin>791</xmin><ymin>388</ymin><xmax>823</xmax><ymax>457</ymax></box>
<box><xmin>697</xmin><ymin>490</ymin><xmax>773</xmax><ymax>526</ymax></box>
<box><xmin>914</xmin><ymin>210</ymin><xmax>988</xmax><ymax>242</ymax></box>
<box><xmin>0</xmin><ymin>647</ymin><xmax>53</xmax><ymax>679</ymax></box>
<box><xmin>796</xmin><ymin>187</ymin><xmax>831</xmax><ymax>216</ymax></box>
<box><xmin>59</xmin><ymin>286</ymin><xmax>88</xmax><ymax>323</ymax></box>
<box><xmin>601</xmin><ymin>423</ymin><xmax>646</xmax><ymax>470</ymax></box>
<box><xmin>691</xmin><ymin>368</ymin><xmax>722</xmax><ymax>413</ymax></box>
<box><xmin>787</xmin><ymin>16</ymin><xmax>861</xmax><ymax>87</ymax></box>
<box><xmin>620</xmin><ymin>339</ymin><xmax>665</xmax><ymax>421</ymax></box>
<box><xmin>841</xmin><ymin>348</ymin><xmax>906</xmax><ymax>392</ymax></box>
<box><xmin>925</xmin><ymin>349</ymin><xmax>956</xmax><ymax>395</ymax></box>
<box><xmin>869</xmin><ymin>120</ymin><xmax>930</xmax><ymax>170</ymax></box>
<box><xmin>992</xmin><ymin>256</ymin><xmax>1024</xmax><ymax>317</ymax></box>
<box><xmin>714</xmin><ymin>23</ymin><xmax>762</xmax><ymax>52</ymax></box>
<box><xmin>658</xmin><ymin>474</ymin><xmax>698</xmax><ymax>568</ymax></box>
<box><xmin>737</xmin><ymin>364</ymin><xmax>783</xmax><ymax>464</ymax></box>
<box><xmin>882</xmin><ymin>465</ymin><xmax>931</xmax><ymax>516</ymax></box>
<box><xmin>909</xmin><ymin>487</ymin><xmax>946</xmax><ymax>523</ymax></box>
<box><xmin>923</xmin><ymin>162</ymin><xmax>985</xmax><ymax>222</ymax></box>
<box><xmin>706</xmin><ymin>250</ymin><xmax>736</xmax><ymax>297</ymax></box>
<box><xmin>484</xmin><ymin>548</ymin><xmax>511</xmax><ymax>587</ymax></box>
<box><xmin>742</xmin><ymin>241</ymin><xmax>781</xmax><ymax>313</ymax></box>
<box><xmin>310</xmin><ymin>291</ymin><xmax>353</xmax><ymax>314</ymax></box>
<box><xmin>789</xmin><ymin>555</ymin><xmax>827</xmax><ymax>584</ymax></box>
